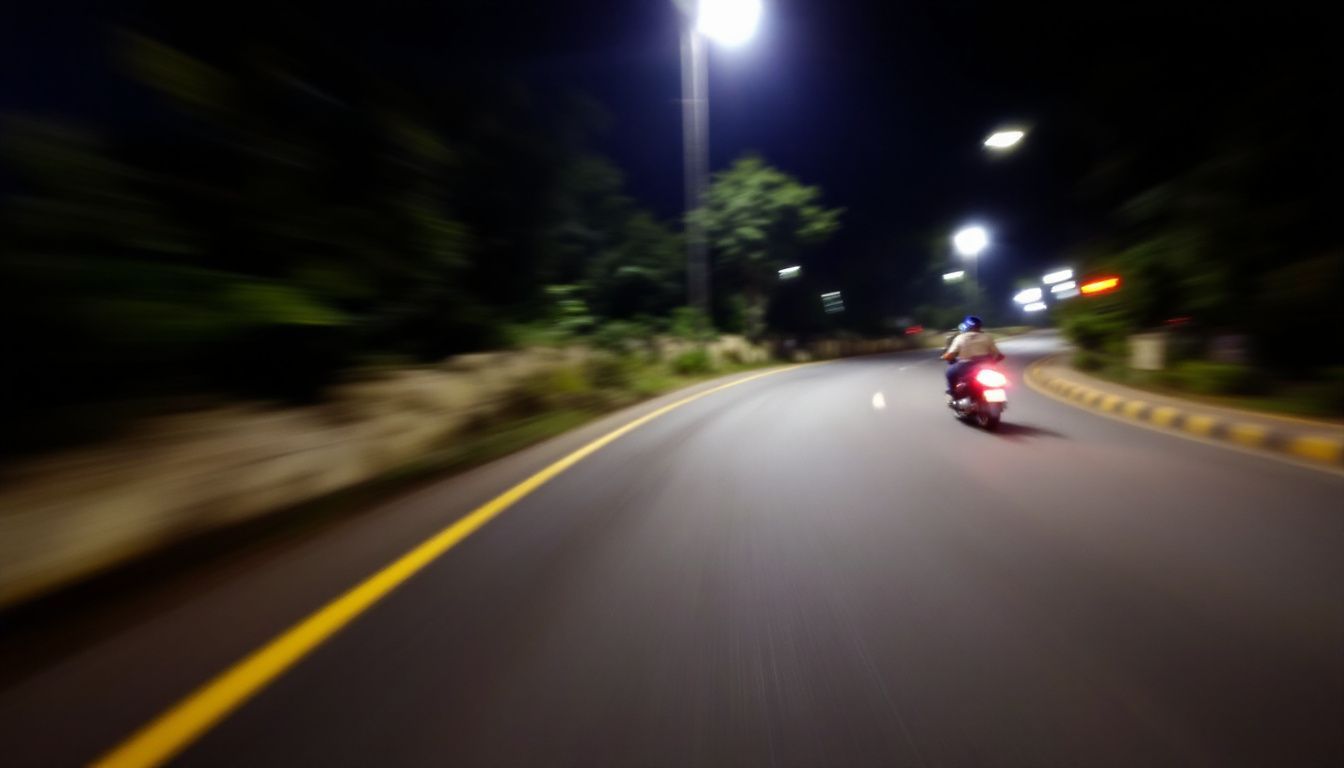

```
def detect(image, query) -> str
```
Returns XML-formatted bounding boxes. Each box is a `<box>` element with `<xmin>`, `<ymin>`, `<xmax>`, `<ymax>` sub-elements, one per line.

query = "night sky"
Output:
<box><xmin>3</xmin><ymin>0</ymin><xmax>1335</xmax><ymax>316</ymax></box>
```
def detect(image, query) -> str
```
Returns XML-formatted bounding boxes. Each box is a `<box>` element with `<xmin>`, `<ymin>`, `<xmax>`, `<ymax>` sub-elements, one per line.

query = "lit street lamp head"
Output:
<box><xmin>952</xmin><ymin>225</ymin><xmax>989</xmax><ymax>257</ymax></box>
<box><xmin>983</xmin><ymin>129</ymin><xmax>1026</xmax><ymax>151</ymax></box>
<box><xmin>695</xmin><ymin>0</ymin><xmax>763</xmax><ymax>46</ymax></box>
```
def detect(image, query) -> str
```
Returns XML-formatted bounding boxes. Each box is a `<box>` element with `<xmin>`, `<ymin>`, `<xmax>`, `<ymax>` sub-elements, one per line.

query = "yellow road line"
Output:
<box><xmin>92</xmin><ymin>366</ymin><xmax>798</xmax><ymax>768</ymax></box>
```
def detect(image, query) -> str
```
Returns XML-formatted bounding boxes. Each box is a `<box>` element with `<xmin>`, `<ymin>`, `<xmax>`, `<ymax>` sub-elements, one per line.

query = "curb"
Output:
<box><xmin>1025</xmin><ymin>357</ymin><xmax>1344</xmax><ymax>472</ymax></box>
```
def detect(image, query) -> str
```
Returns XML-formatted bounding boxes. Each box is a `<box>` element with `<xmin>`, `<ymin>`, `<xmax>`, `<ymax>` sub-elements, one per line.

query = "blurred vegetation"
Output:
<box><xmin>0</xmin><ymin>24</ymin><xmax>847</xmax><ymax>456</ymax></box>
<box><xmin>689</xmin><ymin>155</ymin><xmax>843</xmax><ymax>338</ymax></box>
<box><xmin>1014</xmin><ymin>10</ymin><xmax>1341</xmax><ymax>416</ymax></box>
<box><xmin>1052</xmin><ymin>66</ymin><xmax>1341</xmax><ymax>414</ymax></box>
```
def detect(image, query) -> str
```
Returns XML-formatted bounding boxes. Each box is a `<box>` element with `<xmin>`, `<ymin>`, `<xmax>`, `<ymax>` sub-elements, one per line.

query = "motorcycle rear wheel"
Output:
<box><xmin>976</xmin><ymin>403</ymin><xmax>1002</xmax><ymax>430</ymax></box>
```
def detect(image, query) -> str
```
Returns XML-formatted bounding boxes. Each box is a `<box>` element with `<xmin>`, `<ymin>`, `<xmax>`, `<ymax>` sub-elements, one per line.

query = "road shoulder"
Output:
<box><xmin>1026</xmin><ymin>355</ymin><xmax>1344</xmax><ymax>473</ymax></box>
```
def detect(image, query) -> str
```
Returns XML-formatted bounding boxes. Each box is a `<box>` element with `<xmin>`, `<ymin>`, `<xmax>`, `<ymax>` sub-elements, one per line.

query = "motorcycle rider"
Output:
<box><xmin>941</xmin><ymin>315</ymin><xmax>1004</xmax><ymax>394</ymax></box>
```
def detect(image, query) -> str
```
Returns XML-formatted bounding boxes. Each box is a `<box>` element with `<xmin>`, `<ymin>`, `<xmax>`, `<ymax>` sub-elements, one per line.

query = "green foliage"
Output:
<box><xmin>1168</xmin><ymin>361</ymin><xmax>1269</xmax><ymax>396</ymax></box>
<box><xmin>0</xmin><ymin>24</ymin><xmax>821</xmax><ymax>454</ymax></box>
<box><xmin>506</xmin><ymin>365</ymin><xmax>599</xmax><ymax>416</ymax></box>
<box><xmin>1073</xmin><ymin>350</ymin><xmax>1107</xmax><ymax>371</ymax></box>
<box><xmin>584</xmin><ymin>354</ymin><xmax>634</xmax><ymax>390</ymax></box>
<box><xmin>590</xmin><ymin>320</ymin><xmax>654</xmax><ymax>356</ymax></box>
<box><xmin>1254</xmin><ymin>253</ymin><xmax>1344</xmax><ymax>370</ymax></box>
<box><xmin>671</xmin><ymin>347</ymin><xmax>714</xmax><ymax>375</ymax></box>
<box><xmin>544</xmin><ymin>285</ymin><xmax>595</xmax><ymax>337</ymax></box>
<box><xmin>669</xmin><ymin>307</ymin><xmax>715</xmax><ymax>342</ymax></box>
<box><xmin>1059</xmin><ymin>307</ymin><xmax>1131</xmax><ymax>352</ymax></box>
<box><xmin>689</xmin><ymin>154</ymin><xmax>842</xmax><ymax>335</ymax></box>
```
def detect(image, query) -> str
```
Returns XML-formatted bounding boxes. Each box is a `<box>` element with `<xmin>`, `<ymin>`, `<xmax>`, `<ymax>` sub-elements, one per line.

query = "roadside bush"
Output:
<box><xmin>1060</xmin><ymin>311</ymin><xmax>1129</xmax><ymax>352</ymax></box>
<box><xmin>670</xmin><ymin>307</ymin><xmax>715</xmax><ymax>342</ymax></box>
<box><xmin>585</xmin><ymin>354</ymin><xmax>633</xmax><ymax>390</ymax></box>
<box><xmin>671</xmin><ymin>347</ymin><xmax>714</xmax><ymax>375</ymax></box>
<box><xmin>1074</xmin><ymin>349</ymin><xmax>1106</xmax><ymax>371</ymax></box>
<box><xmin>591</xmin><ymin>320</ymin><xmax>653</xmax><ymax>357</ymax></box>
<box><xmin>1302</xmin><ymin>367</ymin><xmax>1344</xmax><ymax>415</ymax></box>
<box><xmin>505</xmin><ymin>365</ymin><xmax>597</xmax><ymax>415</ymax></box>
<box><xmin>1169</xmin><ymin>361</ymin><xmax>1269</xmax><ymax>396</ymax></box>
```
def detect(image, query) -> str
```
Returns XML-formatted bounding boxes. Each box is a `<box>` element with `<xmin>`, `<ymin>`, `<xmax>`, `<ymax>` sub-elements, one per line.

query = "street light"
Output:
<box><xmin>953</xmin><ymin>225</ymin><xmax>989</xmax><ymax>257</ymax></box>
<box><xmin>951</xmin><ymin>224</ymin><xmax>989</xmax><ymax>298</ymax></box>
<box><xmin>1042</xmin><ymin>268</ymin><xmax>1073</xmax><ymax>285</ymax></box>
<box><xmin>942</xmin><ymin>270</ymin><xmax>965</xmax><ymax>282</ymax></box>
<box><xmin>777</xmin><ymin>265</ymin><xmax>801</xmax><ymax>280</ymax></box>
<box><xmin>696</xmin><ymin>0</ymin><xmax>763</xmax><ymax>45</ymax></box>
<box><xmin>1013</xmin><ymin>287</ymin><xmax>1043</xmax><ymax>304</ymax></box>
<box><xmin>680</xmin><ymin>0</ymin><xmax>762</xmax><ymax>314</ymax></box>
<box><xmin>983</xmin><ymin>129</ymin><xmax>1026</xmax><ymax>151</ymax></box>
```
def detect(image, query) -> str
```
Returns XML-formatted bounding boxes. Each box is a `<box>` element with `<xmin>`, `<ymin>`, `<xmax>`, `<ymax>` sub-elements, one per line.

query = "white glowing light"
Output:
<box><xmin>984</xmin><ymin>130</ymin><xmax>1026</xmax><ymax>150</ymax></box>
<box><xmin>1050</xmin><ymin>280</ymin><xmax>1077</xmax><ymax>293</ymax></box>
<box><xmin>778</xmin><ymin>265</ymin><xmax>801</xmax><ymax>279</ymax></box>
<box><xmin>1042</xmin><ymin>268</ymin><xmax>1073</xmax><ymax>285</ymax></box>
<box><xmin>1023</xmin><ymin>301</ymin><xmax>1048</xmax><ymax>312</ymax></box>
<box><xmin>696</xmin><ymin>0</ymin><xmax>763</xmax><ymax>46</ymax></box>
<box><xmin>942</xmin><ymin>270</ymin><xmax>965</xmax><ymax>282</ymax></box>
<box><xmin>952</xmin><ymin>226</ymin><xmax>989</xmax><ymax>257</ymax></box>
<box><xmin>1014</xmin><ymin>287</ymin><xmax>1043</xmax><ymax>304</ymax></box>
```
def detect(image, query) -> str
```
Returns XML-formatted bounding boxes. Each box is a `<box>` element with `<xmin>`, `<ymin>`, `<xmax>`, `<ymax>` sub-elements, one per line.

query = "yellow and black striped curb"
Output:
<box><xmin>1025</xmin><ymin>360</ymin><xmax>1344</xmax><ymax>469</ymax></box>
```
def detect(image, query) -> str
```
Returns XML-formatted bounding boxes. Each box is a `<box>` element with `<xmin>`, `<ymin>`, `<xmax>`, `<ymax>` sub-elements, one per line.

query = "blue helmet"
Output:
<box><xmin>961</xmin><ymin>315</ymin><xmax>983</xmax><ymax>332</ymax></box>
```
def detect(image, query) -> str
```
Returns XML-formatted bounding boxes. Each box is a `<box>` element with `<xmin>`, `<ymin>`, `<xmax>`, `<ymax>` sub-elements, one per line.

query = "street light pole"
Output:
<box><xmin>680</xmin><ymin>20</ymin><xmax>710</xmax><ymax>314</ymax></box>
<box><xmin>676</xmin><ymin>0</ymin><xmax>761</xmax><ymax>315</ymax></box>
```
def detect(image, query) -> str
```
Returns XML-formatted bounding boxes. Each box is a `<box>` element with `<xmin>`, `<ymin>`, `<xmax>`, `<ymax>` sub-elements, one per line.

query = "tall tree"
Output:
<box><xmin>689</xmin><ymin>155</ymin><xmax>842</xmax><ymax>337</ymax></box>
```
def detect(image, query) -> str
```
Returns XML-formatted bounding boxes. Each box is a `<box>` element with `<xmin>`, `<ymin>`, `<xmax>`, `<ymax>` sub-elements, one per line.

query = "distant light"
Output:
<box><xmin>953</xmin><ymin>226</ymin><xmax>989</xmax><ymax>257</ymax></box>
<box><xmin>696</xmin><ymin>0</ymin><xmax>763</xmax><ymax>46</ymax></box>
<box><xmin>975</xmin><ymin>369</ymin><xmax>1009</xmax><ymax>388</ymax></box>
<box><xmin>1053</xmin><ymin>288</ymin><xmax>1080</xmax><ymax>299</ymax></box>
<box><xmin>1013</xmin><ymin>287</ymin><xmax>1043</xmax><ymax>304</ymax></box>
<box><xmin>778</xmin><ymin>265</ymin><xmax>801</xmax><ymax>279</ymax></box>
<box><xmin>984</xmin><ymin>130</ymin><xmax>1026</xmax><ymax>150</ymax></box>
<box><xmin>871</xmin><ymin>392</ymin><xmax>887</xmax><ymax>410</ymax></box>
<box><xmin>1042</xmin><ymin>268</ymin><xmax>1073</xmax><ymax>285</ymax></box>
<box><xmin>1023</xmin><ymin>301</ymin><xmax>1048</xmax><ymax>312</ymax></box>
<box><xmin>1080</xmin><ymin>276</ymin><xmax>1120</xmax><ymax>295</ymax></box>
<box><xmin>942</xmin><ymin>270</ymin><xmax>965</xmax><ymax>282</ymax></box>
<box><xmin>1049</xmin><ymin>280</ymin><xmax>1076</xmax><ymax>293</ymax></box>
<box><xmin>821</xmin><ymin>290</ymin><xmax>844</xmax><ymax>313</ymax></box>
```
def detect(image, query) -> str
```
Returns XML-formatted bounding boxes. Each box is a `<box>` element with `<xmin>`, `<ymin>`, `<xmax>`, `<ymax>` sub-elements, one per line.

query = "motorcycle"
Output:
<box><xmin>947</xmin><ymin>361</ymin><xmax>1009</xmax><ymax>430</ymax></box>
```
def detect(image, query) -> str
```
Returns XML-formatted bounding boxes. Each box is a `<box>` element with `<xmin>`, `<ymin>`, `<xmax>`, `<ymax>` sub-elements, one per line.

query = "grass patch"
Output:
<box><xmin>1082</xmin><ymin>359</ymin><xmax>1344</xmax><ymax>421</ymax></box>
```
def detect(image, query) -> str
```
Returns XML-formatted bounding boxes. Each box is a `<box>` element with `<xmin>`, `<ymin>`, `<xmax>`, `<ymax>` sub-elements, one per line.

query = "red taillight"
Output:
<box><xmin>975</xmin><ymin>369</ymin><xmax>1008</xmax><ymax>388</ymax></box>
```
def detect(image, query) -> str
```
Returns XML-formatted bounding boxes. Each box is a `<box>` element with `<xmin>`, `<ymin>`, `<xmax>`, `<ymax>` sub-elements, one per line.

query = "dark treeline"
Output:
<box><xmin>0</xmin><ymin>3</ymin><xmax>846</xmax><ymax>453</ymax></box>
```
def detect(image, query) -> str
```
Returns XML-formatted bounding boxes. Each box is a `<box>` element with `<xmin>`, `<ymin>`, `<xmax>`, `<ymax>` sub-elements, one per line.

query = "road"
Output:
<box><xmin>2</xmin><ymin>333</ymin><xmax>1342</xmax><ymax>766</ymax></box>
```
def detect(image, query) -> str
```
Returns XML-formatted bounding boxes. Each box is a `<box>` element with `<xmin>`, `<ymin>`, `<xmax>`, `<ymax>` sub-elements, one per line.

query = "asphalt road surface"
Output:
<box><xmin>2</xmin><ymin>333</ymin><xmax>1342</xmax><ymax>766</ymax></box>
